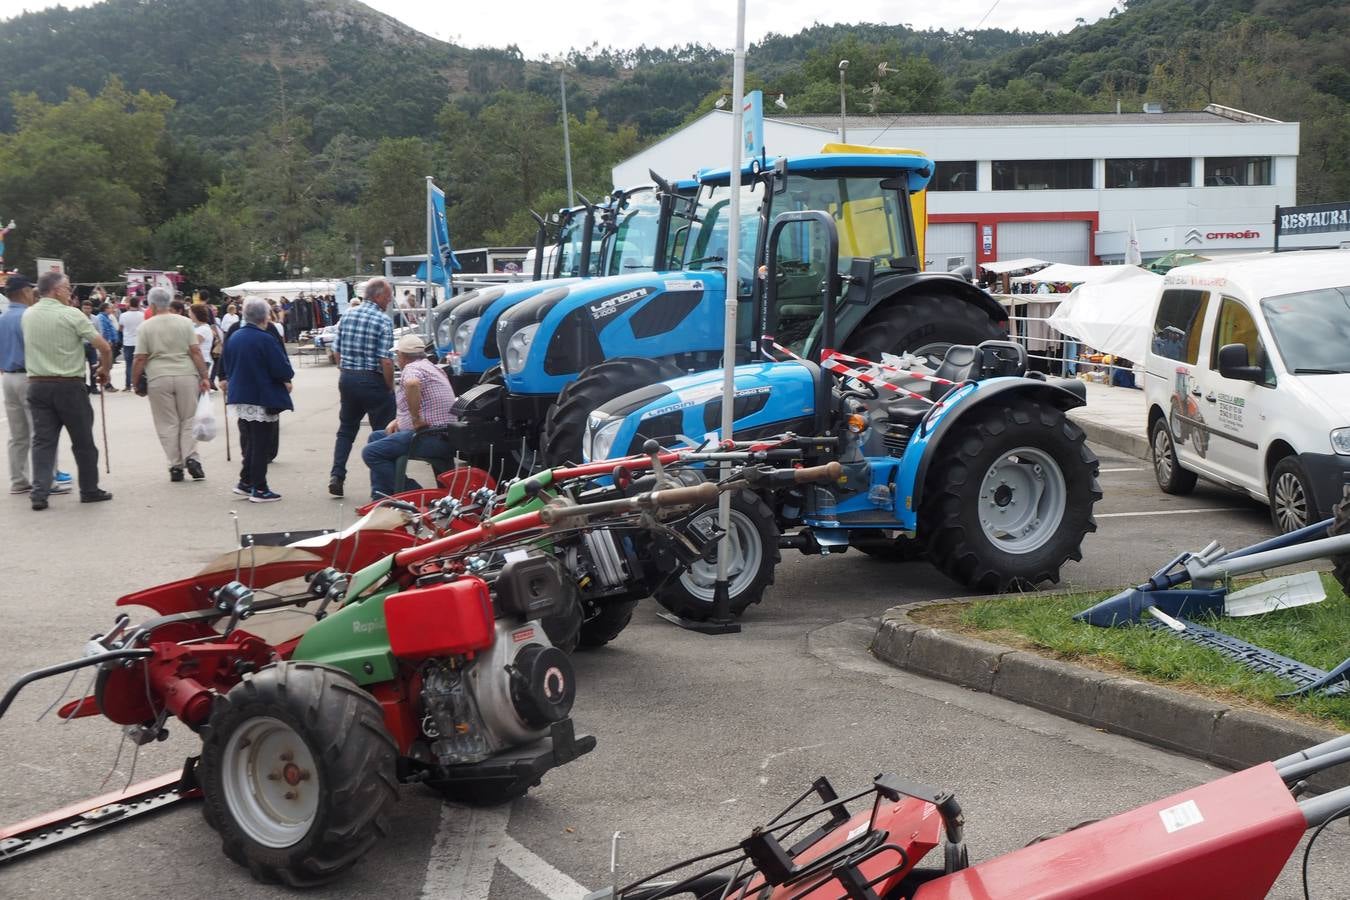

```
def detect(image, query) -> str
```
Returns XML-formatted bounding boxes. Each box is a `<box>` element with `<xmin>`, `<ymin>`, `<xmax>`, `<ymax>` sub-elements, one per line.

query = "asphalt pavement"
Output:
<box><xmin>0</xmin><ymin>361</ymin><xmax>1343</xmax><ymax>899</ymax></box>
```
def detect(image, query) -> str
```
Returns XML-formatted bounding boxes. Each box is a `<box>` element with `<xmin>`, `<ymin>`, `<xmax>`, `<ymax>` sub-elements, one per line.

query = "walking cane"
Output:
<box><xmin>98</xmin><ymin>387</ymin><xmax>111</xmax><ymax>474</ymax></box>
<box><xmin>223</xmin><ymin>390</ymin><xmax>232</xmax><ymax>461</ymax></box>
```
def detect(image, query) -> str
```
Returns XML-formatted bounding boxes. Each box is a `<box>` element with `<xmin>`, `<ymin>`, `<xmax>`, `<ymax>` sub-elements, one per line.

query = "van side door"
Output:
<box><xmin>1148</xmin><ymin>287</ymin><xmax>1213</xmax><ymax>474</ymax></box>
<box><xmin>1190</xmin><ymin>295</ymin><xmax>1275</xmax><ymax>492</ymax></box>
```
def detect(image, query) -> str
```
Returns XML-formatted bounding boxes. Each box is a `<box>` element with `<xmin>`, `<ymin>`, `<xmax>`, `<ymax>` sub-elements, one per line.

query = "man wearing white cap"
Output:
<box><xmin>360</xmin><ymin>333</ymin><xmax>456</xmax><ymax>500</ymax></box>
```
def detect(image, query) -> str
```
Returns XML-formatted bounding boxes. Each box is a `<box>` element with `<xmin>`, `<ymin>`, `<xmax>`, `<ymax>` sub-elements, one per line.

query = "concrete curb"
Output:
<box><xmin>1069</xmin><ymin>411</ymin><xmax>1150</xmax><ymax>461</ymax></box>
<box><xmin>871</xmin><ymin>600</ymin><xmax>1350</xmax><ymax>792</ymax></box>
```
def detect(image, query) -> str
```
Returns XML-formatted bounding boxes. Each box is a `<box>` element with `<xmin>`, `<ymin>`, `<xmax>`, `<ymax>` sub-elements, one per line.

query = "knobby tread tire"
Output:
<box><xmin>199</xmin><ymin>661</ymin><xmax>399</xmax><ymax>888</ymax></box>
<box><xmin>654</xmin><ymin>490</ymin><xmax>781</xmax><ymax>621</ymax></box>
<box><xmin>841</xmin><ymin>292</ymin><xmax>1006</xmax><ymax>363</ymax></box>
<box><xmin>918</xmin><ymin>399</ymin><xmax>1102</xmax><ymax>592</ymax></box>
<box><xmin>577</xmin><ymin>600</ymin><xmax>639</xmax><ymax>648</ymax></box>
<box><xmin>541</xmin><ymin>357</ymin><xmax>683</xmax><ymax>467</ymax></box>
<box><xmin>1330</xmin><ymin>488</ymin><xmax>1350</xmax><ymax>596</ymax></box>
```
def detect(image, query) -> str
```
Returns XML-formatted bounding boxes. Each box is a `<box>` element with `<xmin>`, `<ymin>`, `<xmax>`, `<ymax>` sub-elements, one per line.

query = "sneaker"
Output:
<box><xmin>169</xmin><ymin>466</ymin><xmax>185</xmax><ymax>482</ymax></box>
<box><xmin>54</xmin><ymin>471</ymin><xmax>72</xmax><ymax>484</ymax></box>
<box><xmin>80</xmin><ymin>490</ymin><xmax>113</xmax><ymax>503</ymax></box>
<box><xmin>104</xmin><ymin>385</ymin><xmax>118</xmax><ymax>393</ymax></box>
<box><xmin>232</xmin><ymin>482</ymin><xmax>254</xmax><ymax>496</ymax></box>
<box><xmin>185</xmin><ymin>458</ymin><xmax>205</xmax><ymax>480</ymax></box>
<box><xmin>328</xmin><ymin>476</ymin><xmax>344</xmax><ymax>498</ymax></box>
<box><xmin>249</xmin><ymin>489</ymin><xmax>282</xmax><ymax>503</ymax></box>
<box><xmin>31</xmin><ymin>497</ymin><xmax>47</xmax><ymax>511</ymax></box>
<box><xmin>49</xmin><ymin>484</ymin><xmax>72</xmax><ymax>495</ymax></box>
<box><xmin>9</xmin><ymin>485</ymin><xmax>30</xmax><ymax>494</ymax></box>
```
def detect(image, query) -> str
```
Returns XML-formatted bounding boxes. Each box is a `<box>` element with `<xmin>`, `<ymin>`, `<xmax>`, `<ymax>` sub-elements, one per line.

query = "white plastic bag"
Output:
<box><xmin>193</xmin><ymin>391</ymin><xmax>218</xmax><ymax>442</ymax></box>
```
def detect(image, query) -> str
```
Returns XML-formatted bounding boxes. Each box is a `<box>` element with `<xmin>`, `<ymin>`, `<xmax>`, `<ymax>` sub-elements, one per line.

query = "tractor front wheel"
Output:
<box><xmin>200</xmin><ymin>662</ymin><xmax>399</xmax><ymax>887</ymax></box>
<box><xmin>541</xmin><ymin>357</ymin><xmax>684</xmax><ymax>467</ymax></box>
<box><xmin>654</xmin><ymin>491</ymin><xmax>780</xmax><ymax>621</ymax></box>
<box><xmin>919</xmin><ymin>399</ymin><xmax>1101</xmax><ymax>591</ymax></box>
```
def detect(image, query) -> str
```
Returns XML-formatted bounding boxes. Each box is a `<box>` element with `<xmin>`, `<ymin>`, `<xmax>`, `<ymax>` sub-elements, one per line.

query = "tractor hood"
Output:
<box><xmin>583</xmin><ymin>361</ymin><xmax>819</xmax><ymax>461</ymax></box>
<box><xmin>498</xmin><ymin>270</ymin><xmax>727</xmax><ymax>394</ymax></box>
<box><xmin>432</xmin><ymin>278</ymin><xmax>581</xmax><ymax>368</ymax></box>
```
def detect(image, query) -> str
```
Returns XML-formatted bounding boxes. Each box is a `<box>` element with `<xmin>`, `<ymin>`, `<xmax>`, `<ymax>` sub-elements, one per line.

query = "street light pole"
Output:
<box><xmin>557</xmin><ymin>64</ymin><xmax>575</xmax><ymax>208</ymax></box>
<box><xmin>838</xmin><ymin>59</ymin><xmax>849</xmax><ymax>142</ymax></box>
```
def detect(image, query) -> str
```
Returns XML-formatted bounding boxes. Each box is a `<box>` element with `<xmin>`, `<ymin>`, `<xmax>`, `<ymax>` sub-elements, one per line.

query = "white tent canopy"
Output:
<box><xmin>979</xmin><ymin>257</ymin><xmax>1050</xmax><ymax>274</ymax></box>
<box><xmin>222</xmin><ymin>280</ymin><xmax>346</xmax><ymax>301</ymax></box>
<box><xmin>1012</xmin><ymin>263</ymin><xmax>1150</xmax><ymax>286</ymax></box>
<box><xmin>1047</xmin><ymin>267</ymin><xmax>1163</xmax><ymax>363</ymax></box>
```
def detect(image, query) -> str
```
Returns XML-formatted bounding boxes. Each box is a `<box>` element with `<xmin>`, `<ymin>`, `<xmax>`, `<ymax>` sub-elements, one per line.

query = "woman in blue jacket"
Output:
<box><xmin>220</xmin><ymin>297</ymin><xmax>294</xmax><ymax>502</ymax></box>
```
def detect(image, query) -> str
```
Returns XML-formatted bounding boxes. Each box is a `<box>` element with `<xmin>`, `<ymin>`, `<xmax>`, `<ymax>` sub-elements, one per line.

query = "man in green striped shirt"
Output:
<box><xmin>22</xmin><ymin>271</ymin><xmax>113</xmax><ymax>510</ymax></box>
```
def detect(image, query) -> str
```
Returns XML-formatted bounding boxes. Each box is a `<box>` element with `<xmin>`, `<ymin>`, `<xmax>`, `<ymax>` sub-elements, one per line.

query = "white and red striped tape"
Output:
<box><xmin>761</xmin><ymin>336</ymin><xmax>932</xmax><ymax>404</ymax></box>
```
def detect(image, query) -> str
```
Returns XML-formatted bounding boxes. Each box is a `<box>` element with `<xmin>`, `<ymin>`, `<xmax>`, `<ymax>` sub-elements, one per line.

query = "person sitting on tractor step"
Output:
<box><xmin>328</xmin><ymin>277</ymin><xmax>396</xmax><ymax>498</ymax></box>
<box><xmin>361</xmin><ymin>333</ymin><xmax>457</xmax><ymax>501</ymax></box>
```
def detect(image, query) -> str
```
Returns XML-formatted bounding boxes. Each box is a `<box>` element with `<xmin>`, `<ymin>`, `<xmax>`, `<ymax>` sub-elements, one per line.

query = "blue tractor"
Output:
<box><xmin>582</xmin><ymin>208</ymin><xmax>1102</xmax><ymax>620</ymax></box>
<box><xmin>431</xmin><ymin>179</ymin><xmax>695</xmax><ymax>398</ymax></box>
<box><xmin>448</xmin><ymin>152</ymin><xmax>1008</xmax><ymax>471</ymax></box>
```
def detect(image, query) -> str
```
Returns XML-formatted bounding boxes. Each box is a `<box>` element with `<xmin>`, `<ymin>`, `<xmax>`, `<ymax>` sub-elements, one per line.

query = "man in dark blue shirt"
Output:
<box><xmin>328</xmin><ymin>277</ymin><xmax>396</xmax><ymax>497</ymax></box>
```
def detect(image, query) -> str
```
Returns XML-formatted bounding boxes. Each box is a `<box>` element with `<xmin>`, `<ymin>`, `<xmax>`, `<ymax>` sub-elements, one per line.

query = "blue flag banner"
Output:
<box><xmin>419</xmin><ymin>181</ymin><xmax>461</xmax><ymax>288</ymax></box>
<box><xmin>741</xmin><ymin>90</ymin><xmax>764</xmax><ymax>162</ymax></box>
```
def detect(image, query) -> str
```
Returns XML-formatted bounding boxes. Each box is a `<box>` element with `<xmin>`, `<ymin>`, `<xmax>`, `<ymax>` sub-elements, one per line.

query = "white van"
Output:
<box><xmin>1144</xmin><ymin>250</ymin><xmax>1350</xmax><ymax>532</ymax></box>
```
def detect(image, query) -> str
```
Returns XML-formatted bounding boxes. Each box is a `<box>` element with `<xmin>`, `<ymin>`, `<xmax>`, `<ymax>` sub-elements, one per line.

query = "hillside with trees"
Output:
<box><xmin>0</xmin><ymin>0</ymin><xmax>1345</xmax><ymax>285</ymax></box>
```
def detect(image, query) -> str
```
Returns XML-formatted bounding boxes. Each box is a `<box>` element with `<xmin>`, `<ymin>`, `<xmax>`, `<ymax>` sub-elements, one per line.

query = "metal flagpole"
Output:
<box><xmin>99</xmin><ymin>390</ymin><xmax>110</xmax><ymax>474</ymax></box>
<box><xmin>709</xmin><ymin>0</ymin><xmax>747</xmax><ymax>630</ymax></box>
<box><xmin>425</xmin><ymin>176</ymin><xmax>435</xmax><ymax>329</ymax></box>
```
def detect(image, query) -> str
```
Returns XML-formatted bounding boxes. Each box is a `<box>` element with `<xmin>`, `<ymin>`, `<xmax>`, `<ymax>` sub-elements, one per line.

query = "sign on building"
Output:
<box><xmin>1274</xmin><ymin>200</ymin><xmax>1350</xmax><ymax>249</ymax></box>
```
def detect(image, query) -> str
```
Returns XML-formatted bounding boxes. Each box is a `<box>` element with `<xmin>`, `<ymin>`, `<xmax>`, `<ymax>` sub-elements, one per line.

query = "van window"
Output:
<box><xmin>1151</xmin><ymin>289</ymin><xmax>1209</xmax><ymax>364</ymax></box>
<box><xmin>1212</xmin><ymin>297</ymin><xmax>1274</xmax><ymax>386</ymax></box>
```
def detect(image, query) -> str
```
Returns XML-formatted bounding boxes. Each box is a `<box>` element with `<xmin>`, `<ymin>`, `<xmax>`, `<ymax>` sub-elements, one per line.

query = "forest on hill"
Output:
<box><xmin>0</xmin><ymin>0</ymin><xmax>1345</xmax><ymax>284</ymax></box>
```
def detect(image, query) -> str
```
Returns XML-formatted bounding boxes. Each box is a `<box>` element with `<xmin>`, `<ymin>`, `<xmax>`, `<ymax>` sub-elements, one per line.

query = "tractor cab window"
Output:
<box><xmin>606</xmin><ymin>190</ymin><xmax>661</xmax><ymax>276</ymax></box>
<box><xmin>683</xmin><ymin>180</ymin><xmax>763</xmax><ymax>296</ymax></box>
<box><xmin>555</xmin><ymin>213</ymin><xmax>601</xmax><ymax>278</ymax></box>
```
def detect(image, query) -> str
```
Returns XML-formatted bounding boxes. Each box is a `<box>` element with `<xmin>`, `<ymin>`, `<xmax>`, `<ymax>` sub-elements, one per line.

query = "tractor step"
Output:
<box><xmin>1148</xmin><ymin>618</ymin><xmax>1350</xmax><ymax>697</ymax></box>
<box><xmin>0</xmin><ymin>759</ymin><xmax>199</xmax><ymax>865</ymax></box>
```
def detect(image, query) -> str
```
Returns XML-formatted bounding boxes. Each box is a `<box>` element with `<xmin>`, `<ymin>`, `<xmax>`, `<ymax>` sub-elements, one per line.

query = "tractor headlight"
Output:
<box><xmin>585</xmin><ymin>414</ymin><xmax>623</xmax><ymax>462</ymax></box>
<box><xmin>1331</xmin><ymin>427</ymin><xmax>1350</xmax><ymax>456</ymax></box>
<box><xmin>503</xmin><ymin>323</ymin><xmax>539</xmax><ymax>375</ymax></box>
<box><xmin>453</xmin><ymin>317</ymin><xmax>480</xmax><ymax>357</ymax></box>
<box><xmin>436</xmin><ymin>314</ymin><xmax>454</xmax><ymax>349</ymax></box>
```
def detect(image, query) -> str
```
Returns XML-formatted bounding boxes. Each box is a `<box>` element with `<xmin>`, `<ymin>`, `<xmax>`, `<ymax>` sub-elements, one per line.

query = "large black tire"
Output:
<box><xmin>1330</xmin><ymin>487</ymin><xmax>1350</xmax><ymax>596</ymax></box>
<box><xmin>541</xmin><ymin>357</ymin><xmax>684</xmax><ymax>467</ymax></box>
<box><xmin>919</xmin><ymin>399</ymin><xmax>1101</xmax><ymax>592</ymax></box>
<box><xmin>654</xmin><ymin>491</ymin><xmax>780</xmax><ymax>621</ymax></box>
<box><xmin>577</xmin><ymin>600</ymin><xmax>639</xmax><ymax>649</ymax></box>
<box><xmin>199</xmin><ymin>662</ymin><xmax>399</xmax><ymax>887</ymax></box>
<box><xmin>1269</xmin><ymin>455</ymin><xmax>1321</xmax><ymax>534</ymax></box>
<box><xmin>842</xmin><ymin>292</ymin><xmax>1006</xmax><ymax>368</ymax></box>
<box><xmin>542</xmin><ymin>587</ymin><xmax>583</xmax><ymax>654</ymax></box>
<box><xmin>1150</xmin><ymin>416</ymin><xmax>1197</xmax><ymax>495</ymax></box>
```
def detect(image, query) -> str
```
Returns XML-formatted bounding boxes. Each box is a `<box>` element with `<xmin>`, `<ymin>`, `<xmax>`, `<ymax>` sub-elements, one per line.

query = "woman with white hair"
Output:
<box><xmin>219</xmin><ymin>297</ymin><xmax>293</xmax><ymax>502</ymax></box>
<box><xmin>131</xmin><ymin>286</ymin><xmax>211</xmax><ymax>481</ymax></box>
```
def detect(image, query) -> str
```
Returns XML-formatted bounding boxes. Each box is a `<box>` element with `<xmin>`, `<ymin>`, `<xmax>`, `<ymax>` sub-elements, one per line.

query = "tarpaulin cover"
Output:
<box><xmin>1047</xmin><ymin>266</ymin><xmax>1163</xmax><ymax>363</ymax></box>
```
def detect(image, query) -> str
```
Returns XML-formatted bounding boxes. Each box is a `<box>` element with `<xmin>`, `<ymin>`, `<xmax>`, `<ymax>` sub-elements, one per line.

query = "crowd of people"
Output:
<box><xmin>0</xmin><ymin>273</ymin><xmax>456</xmax><ymax>510</ymax></box>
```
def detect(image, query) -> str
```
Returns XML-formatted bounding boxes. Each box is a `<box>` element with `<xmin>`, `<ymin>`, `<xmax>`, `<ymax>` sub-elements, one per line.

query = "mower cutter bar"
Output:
<box><xmin>0</xmin><ymin>760</ymin><xmax>199</xmax><ymax>865</ymax></box>
<box><xmin>1145</xmin><ymin>618</ymin><xmax>1349</xmax><ymax>696</ymax></box>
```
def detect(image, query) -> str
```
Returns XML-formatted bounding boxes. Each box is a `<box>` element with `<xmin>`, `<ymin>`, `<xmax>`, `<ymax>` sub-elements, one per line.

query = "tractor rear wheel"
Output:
<box><xmin>200</xmin><ymin>661</ymin><xmax>399</xmax><ymax>887</ymax></box>
<box><xmin>843</xmin><ymin>293</ymin><xmax>1006</xmax><ymax>368</ymax></box>
<box><xmin>654</xmin><ymin>491</ymin><xmax>780</xmax><ymax>621</ymax></box>
<box><xmin>919</xmin><ymin>398</ymin><xmax>1101</xmax><ymax>592</ymax></box>
<box><xmin>1330</xmin><ymin>486</ymin><xmax>1350</xmax><ymax>596</ymax></box>
<box><xmin>577</xmin><ymin>600</ymin><xmax>640</xmax><ymax>648</ymax></box>
<box><xmin>541</xmin><ymin>357</ymin><xmax>683</xmax><ymax>466</ymax></box>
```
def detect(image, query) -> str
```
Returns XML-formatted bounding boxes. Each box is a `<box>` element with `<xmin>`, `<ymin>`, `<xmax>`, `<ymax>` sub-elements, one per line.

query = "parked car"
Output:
<box><xmin>1144</xmin><ymin>249</ymin><xmax>1350</xmax><ymax>532</ymax></box>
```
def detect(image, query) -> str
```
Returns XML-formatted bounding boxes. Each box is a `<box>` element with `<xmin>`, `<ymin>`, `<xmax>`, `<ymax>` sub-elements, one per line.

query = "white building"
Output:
<box><xmin>612</xmin><ymin>104</ymin><xmax>1314</xmax><ymax>268</ymax></box>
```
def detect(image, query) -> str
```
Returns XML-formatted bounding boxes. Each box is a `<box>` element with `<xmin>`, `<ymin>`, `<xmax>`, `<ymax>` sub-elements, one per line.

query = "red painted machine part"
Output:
<box><xmin>115</xmin><ymin>558</ymin><xmax>329</xmax><ymax>616</ymax></box>
<box><xmin>352</xmin><ymin>466</ymin><xmax>497</xmax><ymax>517</ymax></box>
<box><xmin>913</xmin><ymin>763</ymin><xmax>1306</xmax><ymax>900</ymax></box>
<box><xmin>385</xmin><ymin>576</ymin><xmax>495</xmax><ymax>659</ymax></box>
<box><xmin>0</xmin><ymin>770</ymin><xmax>199</xmax><ymax>844</ymax></box>
<box><xmin>394</xmin><ymin>510</ymin><xmax>549</xmax><ymax>568</ymax></box>
<box><xmin>370</xmin><ymin>680</ymin><xmax>420</xmax><ymax>755</ymax></box>
<box><xmin>98</xmin><ymin>637</ymin><xmax>275</xmax><ymax>727</ymax></box>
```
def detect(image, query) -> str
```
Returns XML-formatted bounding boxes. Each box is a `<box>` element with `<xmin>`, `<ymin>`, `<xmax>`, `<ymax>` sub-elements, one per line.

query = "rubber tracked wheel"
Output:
<box><xmin>654</xmin><ymin>491</ymin><xmax>780</xmax><ymax>621</ymax></box>
<box><xmin>199</xmin><ymin>661</ymin><xmax>399</xmax><ymax>887</ymax></box>
<box><xmin>1329</xmin><ymin>486</ymin><xmax>1350</xmax><ymax>596</ymax></box>
<box><xmin>919</xmin><ymin>399</ymin><xmax>1101</xmax><ymax>592</ymax></box>
<box><xmin>577</xmin><ymin>600</ymin><xmax>639</xmax><ymax>649</ymax></box>
<box><xmin>541</xmin><ymin>357</ymin><xmax>683</xmax><ymax>467</ymax></box>
<box><xmin>842</xmin><ymin>292</ymin><xmax>1006</xmax><ymax>368</ymax></box>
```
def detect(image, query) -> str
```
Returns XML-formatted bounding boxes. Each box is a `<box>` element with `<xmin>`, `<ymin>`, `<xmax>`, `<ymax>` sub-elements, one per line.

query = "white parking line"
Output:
<box><xmin>1097</xmin><ymin>508</ymin><xmax>1237</xmax><ymax>519</ymax></box>
<box><xmin>423</xmin><ymin>801</ymin><xmax>591</xmax><ymax>900</ymax></box>
<box><xmin>1099</xmin><ymin>467</ymin><xmax>1144</xmax><ymax>473</ymax></box>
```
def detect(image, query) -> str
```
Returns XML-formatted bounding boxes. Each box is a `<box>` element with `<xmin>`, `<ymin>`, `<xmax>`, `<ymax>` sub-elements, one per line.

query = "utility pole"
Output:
<box><xmin>838</xmin><ymin>59</ymin><xmax>850</xmax><ymax>142</ymax></box>
<box><xmin>557</xmin><ymin>63</ymin><xmax>575</xmax><ymax>207</ymax></box>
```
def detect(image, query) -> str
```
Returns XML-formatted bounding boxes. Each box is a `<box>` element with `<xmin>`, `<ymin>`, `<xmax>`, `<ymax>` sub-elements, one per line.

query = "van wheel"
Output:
<box><xmin>1151</xmin><ymin>418</ymin><xmax>1196</xmax><ymax>495</ymax></box>
<box><xmin>1269</xmin><ymin>456</ymin><xmax>1320</xmax><ymax>534</ymax></box>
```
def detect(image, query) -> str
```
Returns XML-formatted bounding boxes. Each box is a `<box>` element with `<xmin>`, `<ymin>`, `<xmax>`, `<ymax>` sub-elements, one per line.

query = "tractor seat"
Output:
<box><xmin>873</xmin><ymin>344</ymin><xmax>980</xmax><ymax>427</ymax></box>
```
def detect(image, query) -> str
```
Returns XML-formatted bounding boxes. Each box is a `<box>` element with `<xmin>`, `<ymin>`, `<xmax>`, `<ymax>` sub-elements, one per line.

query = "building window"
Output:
<box><xmin>931</xmin><ymin>161</ymin><xmax>977</xmax><ymax>192</ymax></box>
<box><xmin>991</xmin><ymin>159</ymin><xmax>1092</xmax><ymax>190</ymax></box>
<box><xmin>1106</xmin><ymin>158</ymin><xmax>1192</xmax><ymax>189</ymax></box>
<box><xmin>1204</xmin><ymin>156</ymin><xmax>1272</xmax><ymax>186</ymax></box>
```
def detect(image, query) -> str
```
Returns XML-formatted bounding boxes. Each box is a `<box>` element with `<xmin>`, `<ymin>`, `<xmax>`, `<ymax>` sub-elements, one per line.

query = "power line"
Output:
<box><xmin>975</xmin><ymin>0</ymin><xmax>1003</xmax><ymax>30</ymax></box>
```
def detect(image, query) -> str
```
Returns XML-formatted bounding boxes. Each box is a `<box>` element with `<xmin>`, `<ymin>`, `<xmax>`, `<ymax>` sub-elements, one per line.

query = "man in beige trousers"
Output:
<box><xmin>131</xmin><ymin>286</ymin><xmax>210</xmax><ymax>481</ymax></box>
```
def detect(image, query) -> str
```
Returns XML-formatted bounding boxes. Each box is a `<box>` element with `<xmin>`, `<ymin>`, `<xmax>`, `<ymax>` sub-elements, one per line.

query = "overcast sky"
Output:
<box><xmin>0</xmin><ymin>0</ymin><xmax>1119</xmax><ymax>57</ymax></box>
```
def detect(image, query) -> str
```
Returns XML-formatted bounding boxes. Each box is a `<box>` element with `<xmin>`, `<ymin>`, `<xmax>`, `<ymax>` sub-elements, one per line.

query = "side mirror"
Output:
<box><xmin>1217</xmin><ymin>343</ymin><xmax>1262</xmax><ymax>382</ymax></box>
<box><xmin>844</xmin><ymin>257</ymin><xmax>875</xmax><ymax>305</ymax></box>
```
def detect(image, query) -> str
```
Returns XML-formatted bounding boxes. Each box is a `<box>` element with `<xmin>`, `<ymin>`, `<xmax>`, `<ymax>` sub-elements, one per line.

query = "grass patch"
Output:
<box><xmin>915</xmin><ymin>574</ymin><xmax>1350</xmax><ymax>732</ymax></box>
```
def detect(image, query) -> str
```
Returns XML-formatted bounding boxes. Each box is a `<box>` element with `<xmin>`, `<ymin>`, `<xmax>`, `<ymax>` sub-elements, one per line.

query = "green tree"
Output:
<box><xmin>356</xmin><ymin>137</ymin><xmax>436</xmax><ymax>257</ymax></box>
